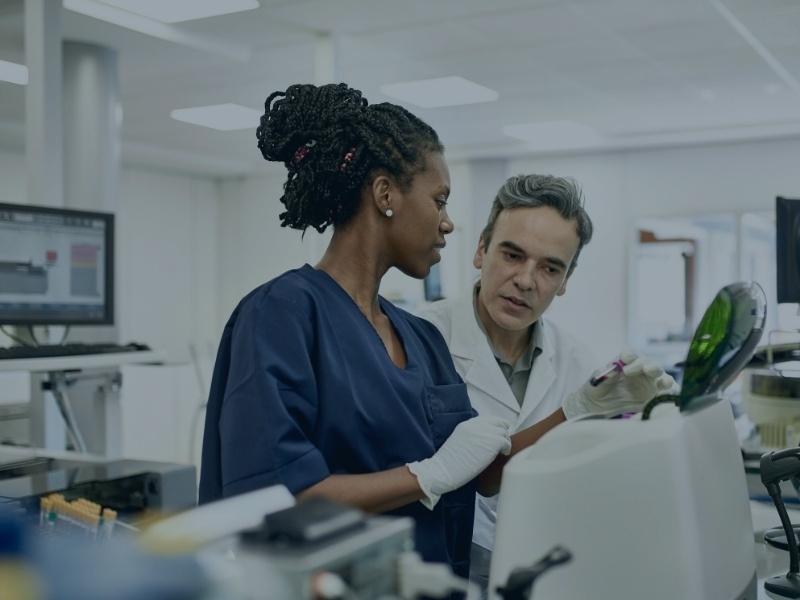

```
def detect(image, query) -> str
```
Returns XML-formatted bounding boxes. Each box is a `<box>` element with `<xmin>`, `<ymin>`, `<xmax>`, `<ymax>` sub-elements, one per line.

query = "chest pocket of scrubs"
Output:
<box><xmin>426</xmin><ymin>382</ymin><xmax>473</xmax><ymax>450</ymax></box>
<box><xmin>425</xmin><ymin>383</ymin><xmax>477</xmax><ymax>579</ymax></box>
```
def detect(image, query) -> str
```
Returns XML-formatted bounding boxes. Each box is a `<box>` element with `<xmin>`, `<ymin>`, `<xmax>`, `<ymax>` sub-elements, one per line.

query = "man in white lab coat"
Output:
<box><xmin>416</xmin><ymin>174</ymin><xmax>601</xmax><ymax>589</ymax></box>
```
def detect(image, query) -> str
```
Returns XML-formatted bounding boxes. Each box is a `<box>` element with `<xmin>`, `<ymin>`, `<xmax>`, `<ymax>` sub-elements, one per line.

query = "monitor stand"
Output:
<box><xmin>1</xmin><ymin>351</ymin><xmax>164</xmax><ymax>456</ymax></box>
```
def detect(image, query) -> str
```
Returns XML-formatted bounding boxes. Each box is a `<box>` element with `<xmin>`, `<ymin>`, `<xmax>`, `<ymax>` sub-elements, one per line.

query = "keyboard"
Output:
<box><xmin>0</xmin><ymin>343</ymin><xmax>151</xmax><ymax>360</ymax></box>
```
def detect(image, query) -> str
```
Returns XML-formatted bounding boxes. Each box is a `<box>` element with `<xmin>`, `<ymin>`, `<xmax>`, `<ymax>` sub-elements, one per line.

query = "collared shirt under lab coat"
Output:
<box><xmin>416</xmin><ymin>282</ymin><xmax>597</xmax><ymax>551</ymax></box>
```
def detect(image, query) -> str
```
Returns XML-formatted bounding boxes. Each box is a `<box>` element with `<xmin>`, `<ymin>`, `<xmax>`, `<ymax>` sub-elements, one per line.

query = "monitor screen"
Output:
<box><xmin>0</xmin><ymin>202</ymin><xmax>114</xmax><ymax>326</ymax></box>
<box><xmin>776</xmin><ymin>196</ymin><xmax>800</xmax><ymax>304</ymax></box>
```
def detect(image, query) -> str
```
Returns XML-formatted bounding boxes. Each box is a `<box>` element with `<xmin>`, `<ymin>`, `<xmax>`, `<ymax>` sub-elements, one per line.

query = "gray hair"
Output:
<box><xmin>481</xmin><ymin>174</ymin><xmax>594</xmax><ymax>268</ymax></box>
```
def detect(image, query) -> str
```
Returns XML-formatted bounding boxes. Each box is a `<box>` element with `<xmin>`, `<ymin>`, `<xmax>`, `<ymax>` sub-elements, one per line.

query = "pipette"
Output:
<box><xmin>589</xmin><ymin>359</ymin><xmax>626</xmax><ymax>386</ymax></box>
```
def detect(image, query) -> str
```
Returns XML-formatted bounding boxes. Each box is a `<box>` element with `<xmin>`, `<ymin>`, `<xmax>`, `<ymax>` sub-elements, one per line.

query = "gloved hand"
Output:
<box><xmin>561</xmin><ymin>349</ymin><xmax>679</xmax><ymax>420</ymax></box>
<box><xmin>407</xmin><ymin>415</ymin><xmax>512</xmax><ymax>510</ymax></box>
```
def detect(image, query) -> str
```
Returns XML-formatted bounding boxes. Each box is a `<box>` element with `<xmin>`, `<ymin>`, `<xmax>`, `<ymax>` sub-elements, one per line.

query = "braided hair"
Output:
<box><xmin>256</xmin><ymin>83</ymin><xmax>444</xmax><ymax>233</ymax></box>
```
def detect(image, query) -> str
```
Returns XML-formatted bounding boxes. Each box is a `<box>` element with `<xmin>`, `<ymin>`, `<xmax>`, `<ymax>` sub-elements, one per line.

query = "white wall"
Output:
<box><xmin>214</xmin><ymin>158</ymin><xmax>476</xmax><ymax>314</ymax></box>
<box><xmin>216</xmin><ymin>169</ymin><xmax>306</xmax><ymax>323</ymax></box>
<box><xmin>0</xmin><ymin>146</ymin><xmax>26</xmax><ymax>204</ymax></box>
<box><xmin>116</xmin><ymin>167</ymin><xmax>219</xmax><ymax>363</ymax></box>
<box><xmin>506</xmin><ymin>152</ymin><xmax>629</xmax><ymax>361</ymax></box>
<box><xmin>442</xmin><ymin>160</ymin><xmax>476</xmax><ymax>299</ymax></box>
<box><xmin>3</xmin><ymin>136</ymin><xmax>800</xmax><ymax>467</ymax></box>
<box><xmin>111</xmin><ymin>166</ymin><xmax>219</xmax><ymax>470</ymax></box>
<box><xmin>622</xmin><ymin>139</ymin><xmax>800</xmax><ymax>218</ymax></box>
<box><xmin>509</xmin><ymin>137</ymin><xmax>800</xmax><ymax>362</ymax></box>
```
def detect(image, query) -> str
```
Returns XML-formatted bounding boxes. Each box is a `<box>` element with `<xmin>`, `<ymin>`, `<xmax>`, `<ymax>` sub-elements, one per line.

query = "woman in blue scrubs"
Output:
<box><xmin>199</xmin><ymin>83</ymin><xmax>513</xmax><ymax>578</ymax></box>
<box><xmin>199</xmin><ymin>82</ymin><xmax>677</xmax><ymax>584</ymax></box>
<box><xmin>199</xmin><ymin>83</ymin><xmax>677</xmax><ymax>586</ymax></box>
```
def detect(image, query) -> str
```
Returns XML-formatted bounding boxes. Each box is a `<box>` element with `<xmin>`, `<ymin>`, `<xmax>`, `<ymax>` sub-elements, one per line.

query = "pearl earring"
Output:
<box><xmin>385</xmin><ymin>209</ymin><xmax>393</xmax><ymax>217</ymax></box>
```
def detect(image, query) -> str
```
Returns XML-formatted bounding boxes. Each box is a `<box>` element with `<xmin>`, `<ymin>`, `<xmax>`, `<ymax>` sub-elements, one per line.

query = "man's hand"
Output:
<box><xmin>562</xmin><ymin>349</ymin><xmax>679</xmax><ymax>419</ymax></box>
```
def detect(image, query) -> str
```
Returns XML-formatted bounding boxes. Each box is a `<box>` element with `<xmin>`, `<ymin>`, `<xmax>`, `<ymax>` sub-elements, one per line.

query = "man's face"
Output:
<box><xmin>474</xmin><ymin>206</ymin><xmax>580</xmax><ymax>336</ymax></box>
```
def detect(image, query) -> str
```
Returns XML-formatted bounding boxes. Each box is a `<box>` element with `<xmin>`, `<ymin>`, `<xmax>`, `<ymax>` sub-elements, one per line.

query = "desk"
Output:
<box><xmin>0</xmin><ymin>350</ymin><xmax>165</xmax><ymax>456</ymax></box>
<box><xmin>0</xmin><ymin>350</ymin><xmax>164</xmax><ymax>373</ymax></box>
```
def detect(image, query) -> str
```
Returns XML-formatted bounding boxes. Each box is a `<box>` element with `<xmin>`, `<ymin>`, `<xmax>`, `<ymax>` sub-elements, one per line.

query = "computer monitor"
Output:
<box><xmin>0</xmin><ymin>202</ymin><xmax>114</xmax><ymax>326</ymax></box>
<box><xmin>776</xmin><ymin>196</ymin><xmax>800</xmax><ymax>304</ymax></box>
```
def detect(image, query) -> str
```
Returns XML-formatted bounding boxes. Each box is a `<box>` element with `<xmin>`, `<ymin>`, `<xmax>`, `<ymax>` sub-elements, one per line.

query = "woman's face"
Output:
<box><xmin>388</xmin><ymin>151</ymin><xmax>453</xmax><ymax>279</ymax></box>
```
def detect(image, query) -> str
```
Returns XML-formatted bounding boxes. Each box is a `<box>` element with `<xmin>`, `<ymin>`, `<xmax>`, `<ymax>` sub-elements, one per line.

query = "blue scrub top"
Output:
<box><xmin>200</xmin><ymin>265</ymin><xmax>478</xmax><ymax>577</ymax></box>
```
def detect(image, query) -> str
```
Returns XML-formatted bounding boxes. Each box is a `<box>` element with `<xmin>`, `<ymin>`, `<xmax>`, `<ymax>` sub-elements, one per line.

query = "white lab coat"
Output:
<box><xmin>415</xmin><ymin>282</ymin><xmax>597</xmax><ymax>552</ymax></box>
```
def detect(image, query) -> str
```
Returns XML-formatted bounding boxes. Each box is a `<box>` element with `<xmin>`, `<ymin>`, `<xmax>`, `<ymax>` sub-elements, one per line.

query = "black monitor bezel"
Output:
<box><xmin>0</xmin><ymin>201</ymin><xmax>114</xmax><ymax>326</ymax></box>
<box><xmin>776</xmin><ymin>196</ymin><xmax>800</xmax><ymax>305</ymax></box>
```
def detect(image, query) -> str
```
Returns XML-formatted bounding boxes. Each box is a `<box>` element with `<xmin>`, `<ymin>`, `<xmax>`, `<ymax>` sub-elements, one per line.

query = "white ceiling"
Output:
<box><xmin>1</xmin><ymin>0</ymin><xmax>799</xmax><ymax>177</ymax></box>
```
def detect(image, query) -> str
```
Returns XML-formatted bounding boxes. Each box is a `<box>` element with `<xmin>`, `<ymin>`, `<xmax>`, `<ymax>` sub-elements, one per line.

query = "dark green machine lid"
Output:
<box><xmin>679</xmin><ymin>282</ymin><xmax>767</xmax><ymax>410</ymax></box>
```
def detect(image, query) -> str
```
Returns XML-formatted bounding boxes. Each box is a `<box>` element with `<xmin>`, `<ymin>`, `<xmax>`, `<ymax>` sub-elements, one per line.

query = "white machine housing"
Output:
<box><xmin>489</xmin><ymin>396</ymin><xmax>757</xmax><ymax>600</ymax></box>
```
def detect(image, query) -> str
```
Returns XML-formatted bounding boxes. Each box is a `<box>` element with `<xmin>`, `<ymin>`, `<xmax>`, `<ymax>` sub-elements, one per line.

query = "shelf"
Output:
<box><xmin>0</xmin><ymin>350</ymin><xmax>166</xmax><ymax>373</ymax></box>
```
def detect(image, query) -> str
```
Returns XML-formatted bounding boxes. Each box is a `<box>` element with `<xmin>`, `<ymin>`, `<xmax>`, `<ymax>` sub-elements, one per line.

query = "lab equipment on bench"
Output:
<box><xmin>640</xmin><ymin>281</ymin><xmax>767</xmax><ymax>418</ymax></box>
<box><xmin>0</xmin><ymin>446</ymin><xmax>197</xmax><ymax>525</ymax></box>
<box><xmin>488</xmin><ymin>282</ymin><xmax>767</xmax><ymax>600</ymax></box>
<box><xmin>677</xmin><ymin>282</ymin><xmax>767</xmax><ymax>408</ymax></box>
<box><xmin>0</xmin><ymin>505</ymin><xmax>209</xmax><ymax>600</ymax></box>
<box><xmin>0</xmin><ymin>446</ymin><xmax>206</xmax><ymax>600</ymax></box>
<box><xmin>493</xmin><ymin>546</ymin><xmax>572</xmax><ymax>600</ymax></box>
<box><xmin>742</xmin><ymin>367</ymin><xmax>800</xmax><ymax>449</ymax></box>
<box><xmin>141</xmin><ymin>485</ymin><xmax>481</xmax><ymax>600</ymax></box>
<box><xmin>759</xmin><ymin>447</ymin><xmax>800</xmax><ymax>597</ymax></box>
<box><xmin>234</xmin><ymin>497</ymin><xmax>416</xmax><ymax>600</ymax></box>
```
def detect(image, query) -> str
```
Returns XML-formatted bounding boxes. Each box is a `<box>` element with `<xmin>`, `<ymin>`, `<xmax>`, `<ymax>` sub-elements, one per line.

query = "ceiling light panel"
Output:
<box><xmin>171</xmin><ymin>104</ymin><xmax>262</xmax><ymax>131</ymax></box>
<box><xmin>502</xmin><ymin>121</ymin><xmax>603</xmax><ymax>151</ymax></box>
<box><xmin>0</xmin><ymin>60</ymin><xmax>28</xmax><ymax>86</ymax></box>
<box><xmin>96</xmin><ymin>0</ymin><xmax>259</xmax><ymax>23</ymax></box>
<box><xmin>380</xmin><ymin>76</ymin><xmax>499</xmax><ymax>108</ymax></box>
<box><xmin>63</xmin><ymin>0</ymin><xmax>252</xmax><ymax>61</ymax></box>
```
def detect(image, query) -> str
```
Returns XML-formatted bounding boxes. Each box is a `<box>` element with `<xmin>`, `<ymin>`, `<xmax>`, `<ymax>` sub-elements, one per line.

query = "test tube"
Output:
<box><xmin>589</xmin><ymin>359</ymin><xmax>626</xmax><ymax>386</ymax></box>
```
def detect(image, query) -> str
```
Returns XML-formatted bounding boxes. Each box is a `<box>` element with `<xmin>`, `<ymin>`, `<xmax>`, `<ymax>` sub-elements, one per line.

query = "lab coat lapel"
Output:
<box><xmin>448</xmin><ymin>287</ymin><xmax>520</xmax><ymax>415</ymax></box>
<box><xmin>517</xmin><ymin>320</ymin><xmax>557</xmax><ymax>429</ymax></box>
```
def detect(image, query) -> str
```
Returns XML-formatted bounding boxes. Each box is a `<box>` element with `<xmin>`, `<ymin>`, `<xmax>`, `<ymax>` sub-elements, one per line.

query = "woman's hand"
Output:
<box><xmin>407</xmin><ymin>415</ymin><xmax>512</xmax><ymax>509</ymax></box>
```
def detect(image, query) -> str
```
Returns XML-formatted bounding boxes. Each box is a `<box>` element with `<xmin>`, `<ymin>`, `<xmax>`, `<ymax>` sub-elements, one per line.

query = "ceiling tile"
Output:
<box><xmin>619</xmin><ymin>19</ymin><xmax>750</xmax><ymax>59</ymax></box>
<box><xmin>0</xmin><ymin>0</ymin><xmax>798</xmax><ymax>175</ymax></box>
<box><xmin>454</xmin><ymin>3</ymin><xmax>607</xmax><ymax>47</ymax></box>
<box><xmin>567</xmin><ymin>0</ymin><xmax>718</xmax><ymax>34</ymax></box>
<box><xmin>268</xmin><ymin>0</ymin><xmax>555</xmax><ymax>35</ymax></box>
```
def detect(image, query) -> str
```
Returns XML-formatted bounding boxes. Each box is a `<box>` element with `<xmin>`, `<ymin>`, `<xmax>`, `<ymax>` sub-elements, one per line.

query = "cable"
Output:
<box><xmin>51</xmin><ymin>388</ymin><xmax>88</xmax><ymax>453</ymax></box>
<box><xmin>113</xmin><ymin>520</ymin><xmax>140</xmax><ymax>532</ymax></box>
<box><xmin>0</xmin><ymin>325</ymin><xmax>34</xmax><ymax>347</ymax></box>
<box><xmin>768</xmin><ymin>481</ymin><xmax>800</xmax><ymax>574</ymax></box>
<box><xmin>641</xmin><ymin>394</ymin><xmax>680</xmax><ymax>421</ymax></box>
<box><xmin>27</xmin><ymin>325</ymin><xmax>41</xmax><ymax>347</ymax></box>
<box><xmin>188</xmin><ymin>404</ymin><xmax>206</xmax><ymax>464</ymax></box>
<box><xmin>0</xmin><ymin>325</ymin><xmax>69</xmax><ymax>347</ymax></box>
<box><xmin>189</xmin><ymin>342</ymin><xmax>207</xmax><ymax>392</ymax></box>
<box><xmin>188</xmin><ymin>342</ymin><xmax>209</xmax><ymax>463</ymax></box>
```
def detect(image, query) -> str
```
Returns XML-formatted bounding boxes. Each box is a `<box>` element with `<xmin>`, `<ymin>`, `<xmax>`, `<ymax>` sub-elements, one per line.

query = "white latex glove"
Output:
<box><xmin>407</xmin><ymin>416</ymin><xmax>512</xmax><ymax>510</ymax></box>
<box><xmin>561</xmin><ymin>349</ymin><xmax>679</xmax><ymax>420</ymax></box>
